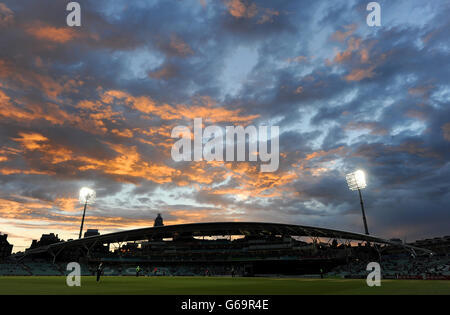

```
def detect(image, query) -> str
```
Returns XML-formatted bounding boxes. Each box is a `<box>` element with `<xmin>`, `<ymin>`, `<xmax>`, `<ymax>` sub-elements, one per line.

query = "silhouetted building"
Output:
<box><xmin>154</xmin><ymin>213</ymin><xmax>164</xmax><ymax>227</ymax></box>
<box><xmin>0</xmin><ymin>233</ymin><xmax>13</xmax><ymax>260</ymax></box>
<box><xmin>28</xmin><ymin>233</ymin><xmax>61</xmax><ymax>250</ymax></box>
<box><xmin>84</xmin><ymin>229</ymin><xmax>100</xmax><ymax>238</ymax></box>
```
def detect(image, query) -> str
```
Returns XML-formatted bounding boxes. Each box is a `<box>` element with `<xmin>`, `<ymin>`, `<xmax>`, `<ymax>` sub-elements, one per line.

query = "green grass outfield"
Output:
<box><xmin>0</xmin><ymin>276</ymin><xmax>449</xmax><ymax>295</ymax></box>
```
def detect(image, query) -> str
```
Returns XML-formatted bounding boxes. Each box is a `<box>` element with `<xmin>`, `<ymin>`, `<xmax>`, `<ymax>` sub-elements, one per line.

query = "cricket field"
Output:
<box><xmin>0</xmin><ymin>276</ymin><xmax>449</xmax><ymax>295</ymax></box>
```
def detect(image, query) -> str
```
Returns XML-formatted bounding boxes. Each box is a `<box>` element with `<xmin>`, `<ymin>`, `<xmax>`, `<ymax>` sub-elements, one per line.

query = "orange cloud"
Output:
<box><xmin>102</xmin><ymin>90</ymin><xmax>180</xmax><ymax>120</ymax></box>
<box><xmin>76</xmin><ymin>98</ymin><xmax>126</xmax><ymax>135</ymax></box>
<box><xmin>6</xmin><ymin>129</ymin><xmax>179</xmax><ymax>185</ymax></box>
<box><xmin>198</xmin><ymin>161</ymin><xmax>298</xmax><ymax>198</ymax></box>
<box><xmin>0</xmin><ymin>89</ymin><xmax>37</xmax><ymax>121</ymax></box>
<box><xmin>13</xmin><ymin>132</ymin><xmax>49</xmax><ymax>151</ymax></box>
<box><xmin>101</xmin><ymin>89</ymin><xmax>259</xmax><ymax>123</ymax></box>
<box><xmin>138</xmin><ymin>125</ymin><xmax>174</xmax><ymax>139</ymax></box>
<box><xmin>289</xmin><ymin>147</ymin><xmax>348</xmax><ymax>179</ymax></box>
<box><xmin>169</xmin><ymin>34</ymin><xmax>194</xmax><ymax>57</ymax></box>
<box><xmin>294</xmin><ymin>86</ymin><xmax>303</xmax><ymax>94</ymax></box>
<box><xmin>0</xmin><ymin>98</ymin><xmax>75</xmax><ymax>126</ymax></box>
<box><xmin>333</xmin><ymin>37</ymin><xmax>361</xmax><ymax>64</ymax></box>
<box><xmin>331</xmin><ymin>24</ymin><xmax>357</xmax><ymax>42</ymax></box>
<box><xmin>78</xmin><ymin>143</ymin><xmax>180</xmax><ymax>184</ymax></box>
<box><xmin>148</xmin><ymin>63</ymin><xmax>178</xmax><ymax>80</ymax></box>
<box><xmin>225</xmin><ymin>0</ymin><xmax>257</xmax><ymax>18</ymax></box>
<box><xmin>257</xmin><ymin>8</ymin><xmax>279</xmax><ymax>24</ymax></box>
<box><xmin>0</xmin><ymin>3</ymin><xmax>14</xmax><ymax>27</ymax></box>
<box><xmin>0</xmin><ymin>198</ymin><xmax>51</xmax><ymax>219</ymax></box>
<box><xmin>328</xmin><ymin>33</ymin><xmax>384</xmax><ymax>83</ymax></box>
<box><xmin>176</xmin><ymin>103</ymin><xmax>259</xmax><ymax>124</ymax></box>
<box><xmin>345</xmin><ymin>66</ymin><xmax>376</xmax><ymax>81</ymax></box>
<box><xmin>0</xmin><ymin>168</ymin><xmax>53</xmax><ymax>175</ymax></box>
<box><xmin>137</xmin><ymin>125</ymin><xmax>178</xmax><ymax>152</ymax></box>
<box><xmin>25</xmin><ymin>22</ymin><xmax>79</xmax><ymax>43</ymax></box>
<box><xmin>224</xmin><ymin>0</ymin><xmax>278</xmax><ymax>24</ymax></box>
<box><xmin>54</xmin><ymin>198</ymin><xmax>79</xmax><ymax>213</ymax></box>
<box><xmin>305</xmin><ymin>146</ymin><xmax>347</xmax><ymax>161</ymax></box>
<box><xmin>12</xmin><ymin>132</ymin><xmax>74</xmax><ymax>165</ymax></box>
<box><xmin>0</xmin><ymin>147</ymin><xmax>22</xmax><ymax>161</ymax></box>
<box><xmin>111</xmin><ymin>129</ymin><xmax>134</xmax><ymax>138</ymax></box>
<box><xmin>180</xmin><ymin>162</ymin><xmax>229</xmax><ymax>185</ymax></box>
<box><xmin>0</xmin><ymin>59</ymin><xmax>83</xmax><ymax>101</ymax></box>
<box><xmin>168</xmin><ymin>210</ymin><xmax>212</xmax><ymax>222</ymax></box>
<box><xmin>360</xmin><ymin>48</ymin><xmax>369</xmax><ymax>63</ymax></box>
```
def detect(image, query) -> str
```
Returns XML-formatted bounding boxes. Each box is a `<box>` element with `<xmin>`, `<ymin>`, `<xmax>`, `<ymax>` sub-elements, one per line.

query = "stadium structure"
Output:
<box><xmin>2</xmin><ymin>215</ymin><xmax>449</xmax><ymax>279</ymax></box>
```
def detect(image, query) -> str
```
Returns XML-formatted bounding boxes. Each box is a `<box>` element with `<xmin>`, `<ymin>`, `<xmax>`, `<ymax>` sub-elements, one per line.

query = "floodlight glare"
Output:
<box><xmin>78</xmin><ymin>187</ymin><xmax>96</xmax><ymax>239</ymax></box>
<box><xmin>346</xmin><ymin>170</ymin><xmax>369</xmax><ymax>235</ymax></box>
<box><xmin>354</xmin><ymin>170</ymin><xmax>366</xmax><ymax>188</ymax></box>
<box><xmin>79</xmin><ymin>187</ymin><xmax>96</xmax><ymax>204</ymax></box>
<box><xmin>346</xmin><ymin>170</ymin><xmax>366</xmax><ymax>191</ymax></box>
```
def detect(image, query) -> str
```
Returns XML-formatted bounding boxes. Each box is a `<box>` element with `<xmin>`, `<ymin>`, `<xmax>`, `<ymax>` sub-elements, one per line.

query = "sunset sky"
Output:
<box><xmin>0</xmin><ymin>0</ymin><xmax>449</xmax><ymax>252</ymax></box>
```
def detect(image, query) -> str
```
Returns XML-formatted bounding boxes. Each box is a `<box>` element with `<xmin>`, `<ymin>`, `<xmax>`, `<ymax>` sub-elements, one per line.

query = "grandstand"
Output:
<box><xmin>0</xmin><ymin>263</ymin><xmax>30</xmax><ymax>276</ymax></box>
<box><xmin>328</xmin><ymin>255</ymin><xmax>450</xmax><ymax>280</ymax></box>
<box><xmin>2</xmin><ymin>221</ymin><xmax>447</xmax><ymax>279</ymax></box>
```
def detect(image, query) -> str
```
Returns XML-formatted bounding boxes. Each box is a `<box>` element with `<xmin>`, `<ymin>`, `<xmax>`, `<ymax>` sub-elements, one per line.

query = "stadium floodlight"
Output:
<box><xmin>78</xmin><ymin>187</ymin><xmax>96</xmax><ymax>239</ymax></box>
<box><xmin>346</xmin><ymin>170</ymin><xmax>366</xmax><ymax>191</ymax></box>
<box><xmin>346</xmin><ymin>170</ymin><xmax>369</xmax><ymax>235</ymax></box>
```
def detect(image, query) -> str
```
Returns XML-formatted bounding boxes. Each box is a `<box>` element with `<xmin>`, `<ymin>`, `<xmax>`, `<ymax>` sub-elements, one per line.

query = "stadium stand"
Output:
<box><xmin>3</xmin><ymin>221</ymin><xmax>448</xmax><ymax>278</ymax></box>
<box><xmin>328</xmin><ymin>254</ymin><xmax>450</xmax><ymax>279</ymax></box>
<box><xmin>24</xmin><ymin>262</ymin><xmax>62</xmax><ymax>276</ymax></box>
<box><xmin>0</xmin><ymin>263</ymin><xmax>30</xmax><ymax>276</ymax></box>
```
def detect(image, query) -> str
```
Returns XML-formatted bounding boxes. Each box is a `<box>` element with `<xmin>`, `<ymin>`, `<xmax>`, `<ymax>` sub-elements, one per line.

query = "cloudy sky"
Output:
<box><xmin>0</xmin><ymin>0</ymin><xmax>449</xmax><ymax>252</ymax></box>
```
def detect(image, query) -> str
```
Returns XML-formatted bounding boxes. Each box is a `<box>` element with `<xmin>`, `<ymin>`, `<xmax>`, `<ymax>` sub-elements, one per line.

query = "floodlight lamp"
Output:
<box><xmin>79</xmin><ymin>187</ymin><xmax>96</xmax><ymax>204</ymax></box>
<box><xmin>346</xmin><ymin>170</ymin><xmax>367</xmax><ymax>191</ymax></box>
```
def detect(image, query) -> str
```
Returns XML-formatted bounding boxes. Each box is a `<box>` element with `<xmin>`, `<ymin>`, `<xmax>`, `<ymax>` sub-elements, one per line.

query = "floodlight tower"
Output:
<box><xmin>78</xmin><ymin>187</ymin><xmax>96</xmax><ymax>239</ymax></box>
<box><xmin>346</xmin><ymin>170</ymin><xmax>369</xmax><ymax>235</ymax></box>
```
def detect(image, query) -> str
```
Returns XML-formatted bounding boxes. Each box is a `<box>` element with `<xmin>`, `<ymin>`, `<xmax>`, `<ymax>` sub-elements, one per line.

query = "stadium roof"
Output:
<box><xmin>14</xmin><ymin>222</ymin><xmax>433</xmax><ymax>258</ymax></box>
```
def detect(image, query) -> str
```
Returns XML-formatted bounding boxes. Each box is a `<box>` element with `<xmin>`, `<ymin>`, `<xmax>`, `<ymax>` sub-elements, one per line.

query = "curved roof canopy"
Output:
<box><xmin>17</xmin><ymin>222</ymin><xmax>432</xmax><ymax>257</ymax></box>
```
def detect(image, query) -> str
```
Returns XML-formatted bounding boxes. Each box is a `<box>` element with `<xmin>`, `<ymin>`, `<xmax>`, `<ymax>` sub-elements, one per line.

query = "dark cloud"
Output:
<box><xmin>0</xmin><ymin>0</ymin><xmax>449</xmax><ymax>250</ymax></box>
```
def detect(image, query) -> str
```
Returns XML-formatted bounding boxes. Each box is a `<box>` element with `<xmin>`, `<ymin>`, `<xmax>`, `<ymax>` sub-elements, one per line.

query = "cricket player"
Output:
<box><xmin>96</xmin><ymin>263</ymin><xmax>104</xmax><ymax>282</ymax></box>
<box><xmin>136</xmin><ymin>265</ymin><xmax>141</xmax><ymax>277</ymax></box>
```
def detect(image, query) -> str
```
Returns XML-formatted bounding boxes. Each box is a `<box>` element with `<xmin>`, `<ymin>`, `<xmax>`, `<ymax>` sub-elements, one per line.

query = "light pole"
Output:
<box><xmin>346</xmin><ymin>170</ymin><xmax>369</xmax><ymax>235</ymax></box>
<box><xmin>78</xmin><ymin>187</ymin><xmax>96</xmax><ymax>239</ymax></box>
